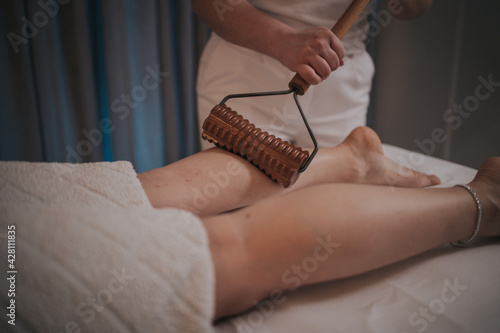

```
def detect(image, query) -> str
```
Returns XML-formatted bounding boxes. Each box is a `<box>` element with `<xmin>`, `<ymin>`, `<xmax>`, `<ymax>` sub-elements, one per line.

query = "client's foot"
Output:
<box><xmin>341</xmin><ymin>126</ymin><xmax>441</xmax><ymax>188</ymax></box>
<box><xmin>469</xmin><ymin>157</ymin><xmax>500</xmax><ymax>237</ymax></box>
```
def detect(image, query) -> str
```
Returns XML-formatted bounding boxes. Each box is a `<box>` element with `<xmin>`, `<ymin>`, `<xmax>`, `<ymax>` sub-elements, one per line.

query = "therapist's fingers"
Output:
<box><xmin>277</xmin><ymin>27</ymin><xmax>345</xmax><ymax>85</ymax></box>
<box><xmin>309</xmin><ymin>56</ymin><xmax>334</xmax><ymax>81</ymax></box>
<box><xmin>329</xmin><ymin>33</ymin><xmax>345</xmax><ymax>64</ymax></box>
<box><xmin>297</xmin><ymin>28</ymin><xmax>344</xmax><ymax>84</ymax></box>
<box><xmin>295</xmin><ymin>63</ymin><xmax>322</xmax><ymax>86</ymax></box>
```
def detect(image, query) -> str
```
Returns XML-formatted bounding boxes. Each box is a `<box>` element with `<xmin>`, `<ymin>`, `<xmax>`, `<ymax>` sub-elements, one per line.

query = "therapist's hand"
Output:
<box><xmin>275</xmin><ymin>27</ymin><xmax>345</xmax><ymax>86</ymax></box>
<box><xmin>385</xmin><ymin>0</ymin><xmax>433</xmax><ymax>20</ymax></box>
<box><xmin>192</xmin><ymin>0</ymin><xmax>345</xmax><ymax>85</ymax></box>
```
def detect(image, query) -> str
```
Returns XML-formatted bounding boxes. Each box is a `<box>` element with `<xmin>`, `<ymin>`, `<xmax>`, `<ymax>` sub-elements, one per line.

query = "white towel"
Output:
<box><xmin>0</xmin><ymin>161</ymin><xmax>215</xmax><ymax>333</ymax></box>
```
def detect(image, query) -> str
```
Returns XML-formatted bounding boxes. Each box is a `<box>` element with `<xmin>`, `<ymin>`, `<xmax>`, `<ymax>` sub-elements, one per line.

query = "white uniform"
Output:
<box><xmin>197</xmin><ymin>0</ymin><xmax>374</xmax><ymax>149</ymax></box>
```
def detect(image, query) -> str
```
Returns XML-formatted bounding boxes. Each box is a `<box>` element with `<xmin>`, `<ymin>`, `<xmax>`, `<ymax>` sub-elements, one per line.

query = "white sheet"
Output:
<box><xmin>214</xmin><ymin>145</ymin><xmax>500</xmax><ymax>333</ymax></box>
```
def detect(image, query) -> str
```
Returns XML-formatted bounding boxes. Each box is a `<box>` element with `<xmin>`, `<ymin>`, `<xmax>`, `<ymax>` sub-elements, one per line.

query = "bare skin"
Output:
<box><xmin>390</xmin><ymin>0</ymin><xmax>434</xmax><ymax>20</ymax></box>
<box><xmin>139</xmin><ymin>127</ymin><xmax>499</xmax><ymax>322</ymax></box>
<box><xmin>203</xmin><ymin>156</ymin><xmax>500</xmax><ymax>320</ymax></box>
<box><xmin>138</xmin><ymin>127</ymin><xmax>440</xmax><ymax>217</ymax></box>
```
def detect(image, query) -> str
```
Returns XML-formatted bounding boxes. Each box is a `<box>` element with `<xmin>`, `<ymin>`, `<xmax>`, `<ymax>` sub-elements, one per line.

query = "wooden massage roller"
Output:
<box><xmin>202</xmin><ymin>0</ymin><xmax>371</xmax><ymax>188</ymax></box>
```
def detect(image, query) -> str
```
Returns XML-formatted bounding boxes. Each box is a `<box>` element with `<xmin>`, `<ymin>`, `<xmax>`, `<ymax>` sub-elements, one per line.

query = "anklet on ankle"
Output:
<box><xmin>451</xmin><ymin>184</ymin><xmax>483</xmax><ymax>248</ymax></box>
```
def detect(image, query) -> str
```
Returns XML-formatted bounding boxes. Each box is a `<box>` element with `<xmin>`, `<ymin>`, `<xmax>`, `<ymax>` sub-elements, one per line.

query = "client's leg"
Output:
<box><xmin>204</xmin><ymin>158</ymin><xmax>500</xmax><ymax>319</ymax></box>
<box><xmin>138</xmin><ymin>127</ymin><xmax>439</xmax><ymax>217</ymax></box>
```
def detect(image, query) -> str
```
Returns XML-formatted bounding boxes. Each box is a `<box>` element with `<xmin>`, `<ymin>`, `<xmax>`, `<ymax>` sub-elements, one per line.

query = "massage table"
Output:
<box><xmin>0</xmin><ymin>145</ymin><xmax>498</xmax><ymax>332</ymax></box>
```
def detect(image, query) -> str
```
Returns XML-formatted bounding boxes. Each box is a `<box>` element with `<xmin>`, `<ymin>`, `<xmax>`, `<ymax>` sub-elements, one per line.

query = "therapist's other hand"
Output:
<box><xmin>276</xmin><ymin>27</ymin><xmax>345</xmax><ymax>85</ymax></box>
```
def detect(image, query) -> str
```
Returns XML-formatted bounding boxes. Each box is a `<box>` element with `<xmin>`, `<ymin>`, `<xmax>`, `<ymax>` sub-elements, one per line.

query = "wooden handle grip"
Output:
<box><xmin>288</xmin><ymin>0</ymin><xmax>371</xmax><ymax>95</ymax></box>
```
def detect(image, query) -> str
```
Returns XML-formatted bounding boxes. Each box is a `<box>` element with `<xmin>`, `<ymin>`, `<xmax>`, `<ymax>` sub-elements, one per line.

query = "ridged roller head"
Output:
<box><xmin>202</xmin><ymin>104</ymin><xmax>309</xmax><ymax>188</ymax></box>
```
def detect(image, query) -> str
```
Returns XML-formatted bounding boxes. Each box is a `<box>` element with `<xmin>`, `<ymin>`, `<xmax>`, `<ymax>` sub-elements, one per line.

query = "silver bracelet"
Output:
<box><xmin>451</xmin><ymin>184</ymin><xmax>483</xmax><ymax>248</ymax></box>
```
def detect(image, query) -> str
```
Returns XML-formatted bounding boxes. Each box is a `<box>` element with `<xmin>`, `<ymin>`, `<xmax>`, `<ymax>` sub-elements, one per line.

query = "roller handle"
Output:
<box><xmin>288</xmin><ymin>0</ymin><xmax>371</xmax><ymax>95</ymax></box>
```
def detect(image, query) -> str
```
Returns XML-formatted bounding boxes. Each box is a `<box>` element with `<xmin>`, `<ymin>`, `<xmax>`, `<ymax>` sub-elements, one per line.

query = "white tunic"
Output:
<box><xmin>197</xmin><ymin>0</ymin><xmax>375</xmax><ymax>149</ymax></box>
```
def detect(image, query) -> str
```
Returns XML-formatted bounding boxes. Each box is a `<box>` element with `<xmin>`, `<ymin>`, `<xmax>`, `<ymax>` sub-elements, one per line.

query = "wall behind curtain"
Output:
<box><xmin>0</xmin><ymin>0</ymin><xmax>209</xmax><ymax>172</ymax></box>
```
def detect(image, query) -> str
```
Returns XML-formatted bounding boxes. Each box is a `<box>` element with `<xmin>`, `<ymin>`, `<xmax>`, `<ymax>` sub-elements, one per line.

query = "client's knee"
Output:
<box><xmin>203</xmin><ymin>215</ymin><xmax>257</xmax><ymax>320</ymax></box>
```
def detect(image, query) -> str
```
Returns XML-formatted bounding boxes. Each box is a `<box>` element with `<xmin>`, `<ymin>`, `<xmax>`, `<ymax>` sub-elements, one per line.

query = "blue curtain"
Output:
<box><xmin>0</xmin><ymin>0</ymin><xmax>208</xmax><ymax>172</ymax></box>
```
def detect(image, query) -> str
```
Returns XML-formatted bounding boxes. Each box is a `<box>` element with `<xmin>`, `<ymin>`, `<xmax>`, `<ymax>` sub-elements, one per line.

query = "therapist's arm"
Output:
<box><xmin>385</xmin><ymin>0</ymin><xmax>433</xmax><ymax>20</ymax></box>
<box><xmin>191</xmin><ymin>0</ymin><xmax>345</xmax><ymax>85</ymax></box>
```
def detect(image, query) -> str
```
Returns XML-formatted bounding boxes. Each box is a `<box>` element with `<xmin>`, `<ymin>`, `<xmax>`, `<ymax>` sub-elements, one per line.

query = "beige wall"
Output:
<box><xmin>370</xmin><ymin>0</ymin><xmax>500</xmax><ymax>169</ymax></box>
